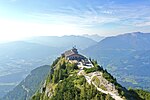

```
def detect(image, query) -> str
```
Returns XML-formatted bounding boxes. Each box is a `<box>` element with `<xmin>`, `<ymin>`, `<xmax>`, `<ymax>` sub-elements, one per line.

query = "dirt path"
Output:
<box><xmin>84</xmin><ymin>75</ymin><xmax>123</xmax><ymax>100</ymax></box>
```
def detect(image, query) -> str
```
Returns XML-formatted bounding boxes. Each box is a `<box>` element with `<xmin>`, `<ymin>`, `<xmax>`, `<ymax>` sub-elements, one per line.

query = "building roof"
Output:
<box><xmin>63</xmin><ymin>47</ymin><xmax>78</xmax><ymax>57</ymax></box>
<box><xmin>67</xmin><ymin>53</ymin><xmax>85</xmax><ymax>58</ymax></box>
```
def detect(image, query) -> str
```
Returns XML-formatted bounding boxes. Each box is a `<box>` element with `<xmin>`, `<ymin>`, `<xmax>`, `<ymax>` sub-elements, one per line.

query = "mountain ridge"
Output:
<box><xmin>82</xmin><ymin>32</ymin><xmax>150</xmax><ymax>91</ymax></box>
<box><xmin>31</xmin><ymin>48</ymin><xmax>149</xmax><ymax>100</ymax></box>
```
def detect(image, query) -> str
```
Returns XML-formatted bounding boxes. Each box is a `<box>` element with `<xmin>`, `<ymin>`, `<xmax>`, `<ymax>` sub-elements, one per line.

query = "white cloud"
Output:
<box><xmin>135</xmin><ymin>21</ymin><xmax>150</xmax><ymax>27</ymax></box>
<box><xmin>1</xmin><ymin>0</ymin><xmax>150</xmax><ymax>42</ymax></box>
<box><xmin>14</xmin><ymin>3</ymin><xmax>150</xmax><ymax>38</ymax></box>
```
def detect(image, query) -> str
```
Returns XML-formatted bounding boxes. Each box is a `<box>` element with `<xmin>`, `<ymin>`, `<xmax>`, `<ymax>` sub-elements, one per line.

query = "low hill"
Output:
<box><xmin>2</xmin><ymin>65</ymin><xmax>50</xmax><ymax>100</ymax></box>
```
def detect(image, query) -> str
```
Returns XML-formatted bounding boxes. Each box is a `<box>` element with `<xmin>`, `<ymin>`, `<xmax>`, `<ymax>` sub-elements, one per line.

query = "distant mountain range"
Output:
<box><xmin>83</xmin><ymin>32</ymin><xmax>150</xmax><ymax>91</ymax></box>
<box><xmin>24</xmin><ymin>35</ymin><xmax>97</xmax><ymax>50</ymax></box>
<box><xmin>82</xmin><ymin>34</ymin><xmax>105</xmax><ymax>42</ymax></box>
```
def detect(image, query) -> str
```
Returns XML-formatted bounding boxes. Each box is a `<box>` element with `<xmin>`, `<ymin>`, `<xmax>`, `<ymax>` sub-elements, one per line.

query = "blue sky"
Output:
<box><xmin>0</xmin><ymin>0</ymin><xmax>150</xmax><ymax>41</ymax></box>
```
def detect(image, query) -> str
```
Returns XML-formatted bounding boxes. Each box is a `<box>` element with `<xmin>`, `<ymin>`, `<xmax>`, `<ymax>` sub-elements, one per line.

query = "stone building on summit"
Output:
<box><xmin>62</xmin><ymin>47</ymin><xmax>86</xmax><ymax>61</ymax></box>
